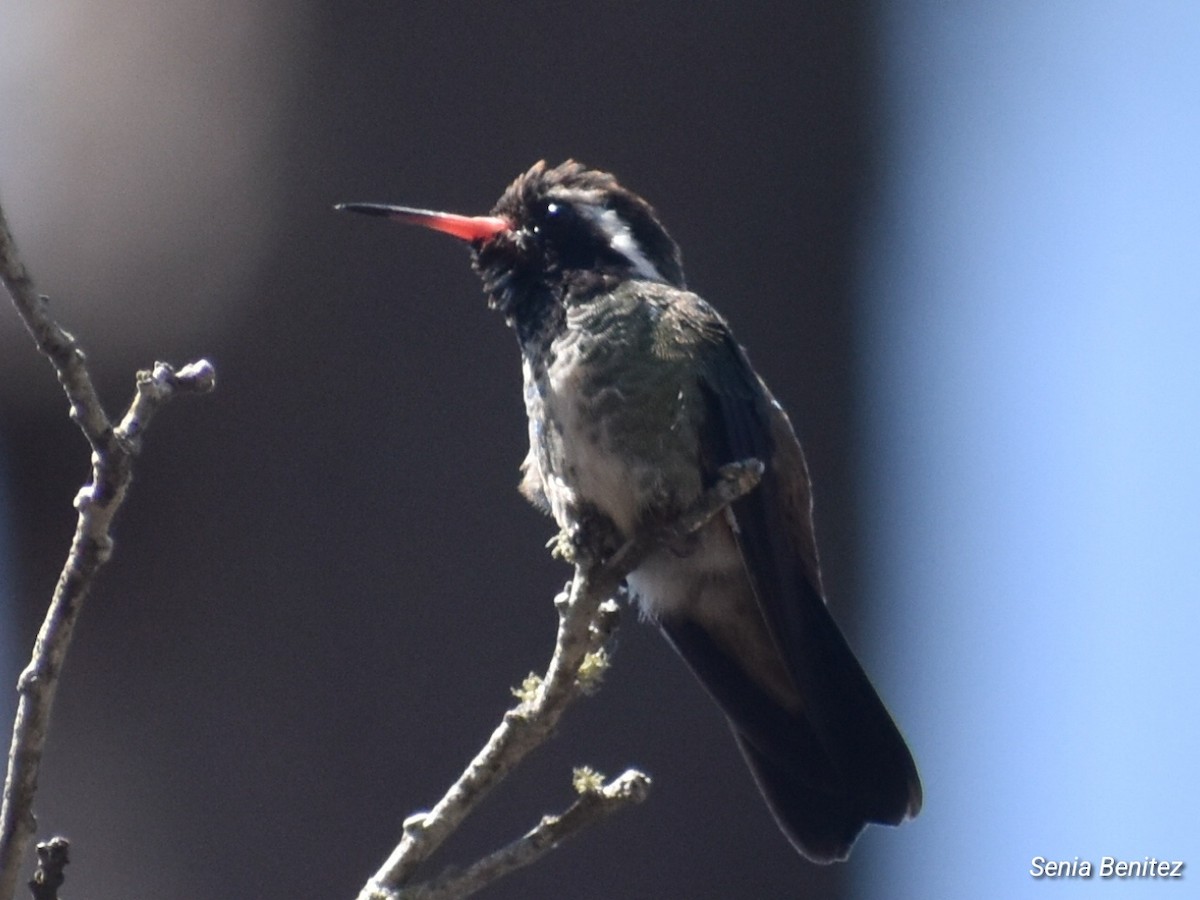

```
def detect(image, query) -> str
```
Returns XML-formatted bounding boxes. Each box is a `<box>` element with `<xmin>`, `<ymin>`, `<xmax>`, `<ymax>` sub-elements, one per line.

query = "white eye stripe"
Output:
<box><xmin>581</xmin><ymin>204</ymin><xmax>667</xmax><ymax>283</ymax></box>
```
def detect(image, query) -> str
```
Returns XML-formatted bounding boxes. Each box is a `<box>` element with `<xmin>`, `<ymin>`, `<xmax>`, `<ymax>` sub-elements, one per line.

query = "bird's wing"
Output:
<box><xmin>691</xmin><ymin>324</ymin><xmax>922</xmax><ymax>830</ymax></box>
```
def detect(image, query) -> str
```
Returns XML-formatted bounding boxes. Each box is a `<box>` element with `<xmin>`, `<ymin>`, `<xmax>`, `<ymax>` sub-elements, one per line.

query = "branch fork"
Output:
<box><xmin>358</xmin><ymin>458</ymin><xmax>763</xmax><ymax>900</ymax></box>
<box><xmin>0</xmin><ymin>198</ymin><xmax>216</xmax><ymax>900</ymax></box>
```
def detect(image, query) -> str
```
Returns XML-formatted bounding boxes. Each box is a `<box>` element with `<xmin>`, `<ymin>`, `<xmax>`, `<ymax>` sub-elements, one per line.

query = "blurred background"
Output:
<box><xmin>2</xmin><ymin>2</ymin><xmax>1198</xmax><ymax>898</ymax></box>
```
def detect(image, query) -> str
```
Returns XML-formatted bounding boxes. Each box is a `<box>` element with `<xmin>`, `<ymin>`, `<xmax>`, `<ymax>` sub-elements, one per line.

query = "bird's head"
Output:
<box><xmin>338</xmin><ymin>160</ymin><xmax>685</xmax><ymax>340</ymax></box>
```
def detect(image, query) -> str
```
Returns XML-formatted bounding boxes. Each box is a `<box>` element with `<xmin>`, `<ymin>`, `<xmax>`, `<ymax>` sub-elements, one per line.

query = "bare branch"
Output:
<box><xmin>395</xmin><ymin>769</ymin><xmax>652</xmax><ymax>900</ymax></box>
<box><xmin>357</xmin><ymin>458</ymin><xmax>763</xmax><ymax>900</ymax></box>
<box><xmin>0</xmin><ymin>206</ymin><xmax>110</xmax><ymax>447</ymax></box>
<box><xmin>26</xmin><ymin>839</ymin><xmax>68</xmax><ymax>900</ymax></box>
<box><xmin>0</xmin><ymin>197</ymin><xmax>216</xmax><ymax>900</ymax></box>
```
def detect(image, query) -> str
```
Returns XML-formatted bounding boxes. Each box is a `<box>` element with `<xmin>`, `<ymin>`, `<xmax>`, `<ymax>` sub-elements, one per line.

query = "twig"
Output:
<box><xmin>357</xmin><ymin>459</ymin><xmax>763</xmax><ymax>900</ymax></box>
<box><xmin>26</xmin><ymin>839</ymin><xmax>68</xmax><ymax>900</ymax></box>
<box><xmin>0</xmin><ymin>206</ymin><xmax>108</xmax><ymax>446</ymax></box>
<box><xmin>398</xmin><ymin>769</ymin><xmax>652</xmax><ymax>900</ymax></box>
<box><xmin>0</xmin><ymin>198</ymin><xmax>217</xmax><ymax>900</ymax></box>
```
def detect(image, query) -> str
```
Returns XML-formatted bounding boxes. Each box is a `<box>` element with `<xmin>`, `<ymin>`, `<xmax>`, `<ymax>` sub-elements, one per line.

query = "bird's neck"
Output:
<box><xmin>499</xmin><ymin>269</ymin><xmax>629</xmax><ymax>358</ymax></box>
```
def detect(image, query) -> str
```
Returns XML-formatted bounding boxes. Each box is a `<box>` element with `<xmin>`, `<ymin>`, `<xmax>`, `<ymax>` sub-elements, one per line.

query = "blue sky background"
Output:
<box><xmin>859</xmin><ymin>4</ymin><xmax>1200</xmax><ymax>896</ymax></box>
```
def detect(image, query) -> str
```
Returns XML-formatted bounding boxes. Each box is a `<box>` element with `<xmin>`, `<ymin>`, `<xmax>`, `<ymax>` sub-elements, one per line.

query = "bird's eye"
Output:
<box><xmin>540</xmin><ymin>200</ymin><xmax>574</xmax><ymax>226</ymax></box>
<box><xmin>531</xmin><ymin>199</ymin><xmax>578</xmax><ymax>241</ymax></box>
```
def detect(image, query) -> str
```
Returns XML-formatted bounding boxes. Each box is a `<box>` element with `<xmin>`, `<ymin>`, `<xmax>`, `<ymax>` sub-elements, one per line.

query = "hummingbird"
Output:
<box><xmin>338</xmin><ymin>160</ymin><xmax>921</xmax><ymax>862</ymax></box>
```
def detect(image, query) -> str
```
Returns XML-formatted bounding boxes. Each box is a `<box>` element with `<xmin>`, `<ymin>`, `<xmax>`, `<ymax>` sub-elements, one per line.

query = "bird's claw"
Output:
<box><xmin>548</xmin><ymin>507</ymin><xmax>624</xmax><ymax>565</ymax></box>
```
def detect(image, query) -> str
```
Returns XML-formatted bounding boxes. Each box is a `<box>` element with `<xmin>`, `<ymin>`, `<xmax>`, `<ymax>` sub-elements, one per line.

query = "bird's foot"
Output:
<box><xmin>547</xmin><ymin>528</ymin><xmax>579</xmax><ymax>563</ymax></box>
<box><xmin>548</xmin><ymin>507</ymin><xmax>624</xmax><ymax>566</ymax></box>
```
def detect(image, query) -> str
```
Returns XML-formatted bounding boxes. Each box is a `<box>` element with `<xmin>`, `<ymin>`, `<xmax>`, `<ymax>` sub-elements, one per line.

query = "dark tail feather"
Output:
<box><xmin>772</xmin><ymin>573</ymin><xmax>923</xmax><ymax>829</ymax></box>
<box><xmin>662</xmin><ymin>616</ymin><xmax>919</xmax><ymax>863</ymax></box>
<box><xmin>733</xmin><ymin>731</ymin><xmax>863</xmax><ymax>863</ymax></box>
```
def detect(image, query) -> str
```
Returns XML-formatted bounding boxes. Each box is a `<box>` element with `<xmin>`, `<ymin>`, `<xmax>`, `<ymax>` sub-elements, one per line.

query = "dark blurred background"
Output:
<box><xmin>2</xmin><ymin>3</ymin><xmax>1197</xmax><ymax>899</ymax></box>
